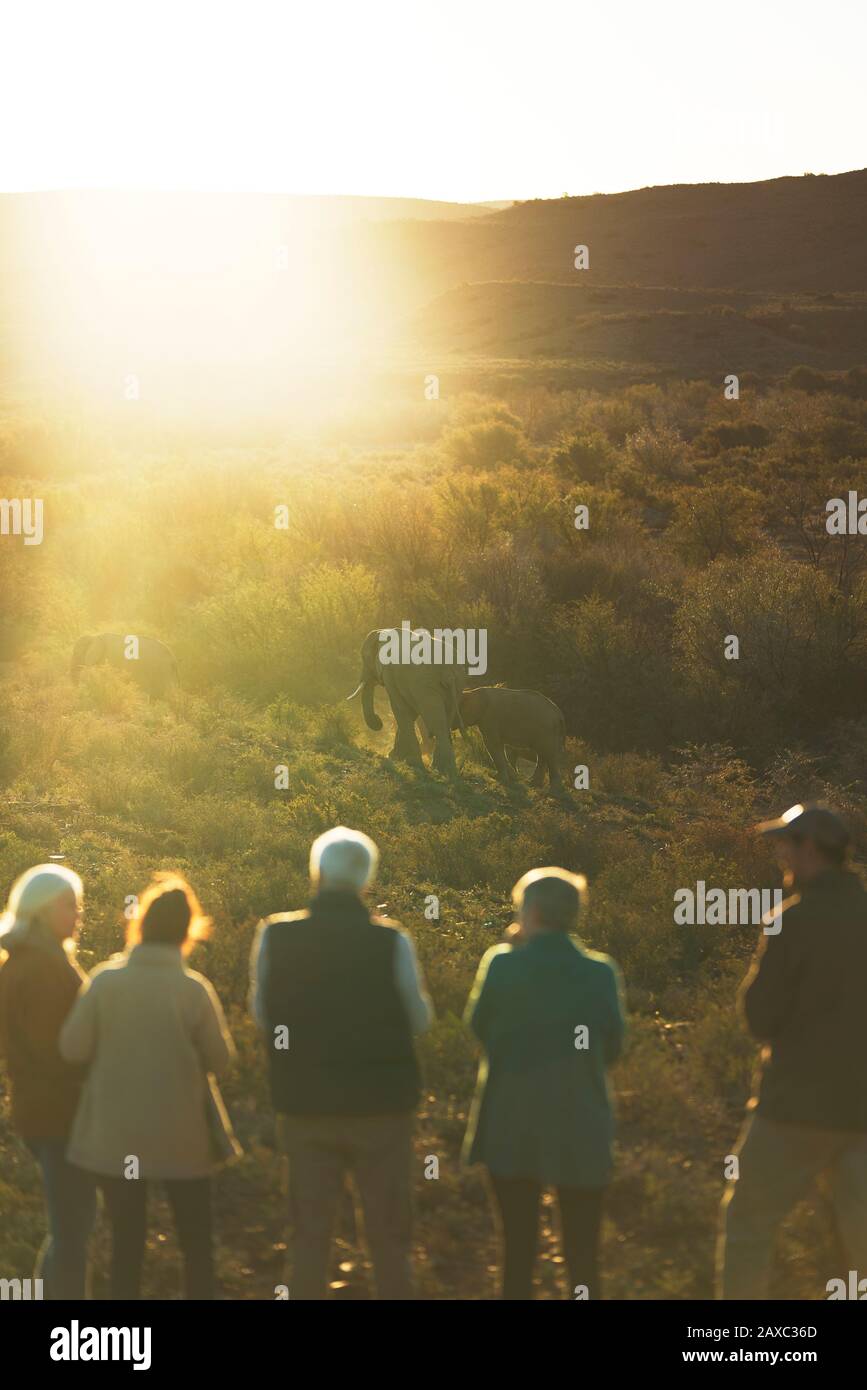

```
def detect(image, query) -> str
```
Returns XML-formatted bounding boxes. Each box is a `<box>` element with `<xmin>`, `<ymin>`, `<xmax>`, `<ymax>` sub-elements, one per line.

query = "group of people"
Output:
<box><xmin>0</xmin><ymin>801</ymin><xmax>865</xmax><ymax>1300</ymax></box>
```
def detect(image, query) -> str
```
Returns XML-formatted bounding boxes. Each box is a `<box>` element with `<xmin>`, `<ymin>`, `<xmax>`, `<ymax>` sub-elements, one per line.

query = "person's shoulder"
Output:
<box><xmin>0</xmin><ymin>946</ymin><xmax>47</xmax><ymax>987</ymax></box>
<box><xmin>180</xmin><ymin>964</ymin><xmax>220</xmax><ymax>1000</ymax></box>
<box><xmin>373</xmin><ymin>915</ymin><xmax>406</xmax><ymax>936</ymax></box>
<box><xmin>478</xmin><ymin>942</ymin><xmax>513</xmax><ymax>974</ymax></box>
<box><xmin>575</xmin><ymin>943</ymin><xmax>622</xmax><ymax>982</ymax></box>
<box><xmin>69</xmin><ymin>953</ymin><xmax>126</xmax><ymax>1000</ymax></box>
<box><xmin>259</xmin><ymin>910</ymin><xmax>311</xmax><ymax>935</ymax></box>
<box><xmin>87</xmin><ymin>953</ymin><xmax>129</xmax><ymax>984</ymax></box>
<box><xmin>262</xmin><ymin>909</ymin><xmax>310</xmax><ymax>927</ymax></box>
<box><xmin>767</xmin><ymin>891</ymin><xmax>805</xmax><ymax>934</ymax></box>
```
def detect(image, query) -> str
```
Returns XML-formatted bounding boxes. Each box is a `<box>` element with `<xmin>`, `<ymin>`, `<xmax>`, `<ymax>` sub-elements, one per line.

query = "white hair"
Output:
<box><xmin>310</xmin><ymin>826</ymin><xmax>379</xmax><ymax>893</ymax></box>
<box><xmin>0</xmin><ymin>863</ymin><xmax>83</xmax><ymax>949</ymax></box>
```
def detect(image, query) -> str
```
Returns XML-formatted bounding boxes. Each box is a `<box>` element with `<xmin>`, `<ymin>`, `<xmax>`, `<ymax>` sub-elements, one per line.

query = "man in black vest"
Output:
<box><xmin>250</xmin><ymin>826</ymin><xmax>433</xmax><ymax>1299</ymax></box>
<box><xmin>717</xmin><ymin>803</ymin><xmax>867</xmax><ymax>1298</ymax></box>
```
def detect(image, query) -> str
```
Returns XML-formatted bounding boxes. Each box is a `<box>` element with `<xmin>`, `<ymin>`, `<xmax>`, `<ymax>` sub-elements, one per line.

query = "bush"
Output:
<box><xmin>440</xmin><ymin>419</ymin><xmax>529</xmax><ymax>471</ymax></box>
<box><xmin>674</xmin><ymin>548</ymin><xmax>863</xmax><ymax>749</ymax></box>
<box><xmin>548</xmin><ymin>430</ymin><xmax>616</xmax><ymax>483</ymax></box>
<box><xmin>668</xmin><ymin>482</ymin><xmax>763</xmax><ymax>563</ymax></box>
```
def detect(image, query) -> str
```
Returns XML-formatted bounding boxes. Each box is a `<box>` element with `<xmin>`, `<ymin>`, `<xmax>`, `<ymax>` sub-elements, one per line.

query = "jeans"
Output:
<box><xmin>27</xmin><ymin>1138</ymin><xmax>96</xmax><ymax>1300</ymax></box>
<box><xmin>489</xmin><ymin>1173</ymin><xmax>605</xmax><ymax>1299</ymax></box>
<box><xmin>100</xmin><ymin>1176</ymin><xmax>215</xmax><ymax>1300</ymax></box>
<box><xmin>717</xmin><ymin>1113</ymin><xmax>867</xmax><ymax>1299</ymax></box>
<box><xmin>277</xmin><ymin>1111</ymin><xmax>414</xmax><ymax>1300</ymax></box>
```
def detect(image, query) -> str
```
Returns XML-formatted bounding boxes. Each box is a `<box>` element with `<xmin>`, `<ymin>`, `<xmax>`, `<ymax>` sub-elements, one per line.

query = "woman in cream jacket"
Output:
<box><xmin>60</xmin><ymin>873</ymin><xmax>236</xmax><ymax>1300</ymax></box>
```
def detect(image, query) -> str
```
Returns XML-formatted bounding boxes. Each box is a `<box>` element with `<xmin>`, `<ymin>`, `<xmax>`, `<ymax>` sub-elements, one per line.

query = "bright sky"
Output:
<box><xmin>3</xmin><ymin>0</ymin><xmax>864</xmax><ymax>201</ymax></box>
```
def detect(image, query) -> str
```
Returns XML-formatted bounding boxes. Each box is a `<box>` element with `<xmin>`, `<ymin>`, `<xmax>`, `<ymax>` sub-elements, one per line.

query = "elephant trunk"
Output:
<box><xmin>361</xmin><ymin>679</ymin><xmax>383</xmax><ymax>731</ymax></box>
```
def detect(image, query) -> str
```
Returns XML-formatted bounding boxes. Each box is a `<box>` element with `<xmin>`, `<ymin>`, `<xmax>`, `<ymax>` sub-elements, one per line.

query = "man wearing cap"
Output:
<box><xmin>717</xmin><ymin>802</ymin><xmax>867</xmax><ymax>1298</ymax></box>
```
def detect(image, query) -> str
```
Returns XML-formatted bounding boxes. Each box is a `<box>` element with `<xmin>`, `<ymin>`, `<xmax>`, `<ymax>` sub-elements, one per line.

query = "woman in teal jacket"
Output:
<box><xmin>464</xmin><ymin>867</ymin><xmax>626</xmax><ymax>1300</ymax></box>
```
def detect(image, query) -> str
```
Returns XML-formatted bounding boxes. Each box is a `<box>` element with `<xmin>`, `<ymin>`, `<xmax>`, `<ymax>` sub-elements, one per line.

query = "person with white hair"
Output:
<box><xmin>249</xmin><ymin>825</ymin><xmax>433</xmax><ymax>1299</ymax></box>
<box><xmin>0</xmin><ymin>863</ymin><xmax>96</xmax><ymax>1298</ymax></box>
<box><xmin>462</xmin><ymin>867</ymin><xmax>626</xmax><ymax>1300</ymax></box>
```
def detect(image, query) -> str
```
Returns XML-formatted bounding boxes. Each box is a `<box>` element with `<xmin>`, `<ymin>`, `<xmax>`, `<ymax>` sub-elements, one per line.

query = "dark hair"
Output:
<box><xmin>126</xmin><ymin>874</ymin><xmax>211</xmax><ymax>955</ymax></box>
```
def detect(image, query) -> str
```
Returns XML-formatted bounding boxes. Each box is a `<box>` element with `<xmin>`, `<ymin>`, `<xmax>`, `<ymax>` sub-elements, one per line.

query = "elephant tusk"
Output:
<box><xmin>346</xmin><ymin>683</ymin><xmax>363</xmax><ymax>701</ymax></box>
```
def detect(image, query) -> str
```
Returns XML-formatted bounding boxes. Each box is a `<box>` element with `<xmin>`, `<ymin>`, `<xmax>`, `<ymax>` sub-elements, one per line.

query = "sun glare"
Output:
<box><xmin>8</xmin><ymin>192</ymin><xmax>381</xmax><ymax>419</ymax></box>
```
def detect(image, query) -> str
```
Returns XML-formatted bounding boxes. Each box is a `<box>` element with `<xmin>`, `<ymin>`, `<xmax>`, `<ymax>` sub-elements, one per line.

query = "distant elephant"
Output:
<box><xmin>71</xmin><ymin>632</ymin><xmax>178</xmax><ymax>699</ymax></box>
<box><xmin>459</xmin><ymin>686</ymin><xmax>565</xmax><ymax>789</ymax></box>
<box><xmin>348</xmin><ymin>628</ymin><xmax>464</xmax><ymax>776</ymax></box>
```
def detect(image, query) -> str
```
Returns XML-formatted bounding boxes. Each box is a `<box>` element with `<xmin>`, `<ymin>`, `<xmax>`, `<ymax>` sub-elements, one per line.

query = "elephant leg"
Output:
<box><xmin>543</xmin><ymin>738</ymin><xmax>564</xmax><ymax>790</ymax></box>
<box><xmin>389</xmin><ymin>692</ymin><xmax>424</xmax><ymax>767</ymax></box>
<box><xmin>416</xmin><ymin>716</ymin><xmax>436</xmax><ymax>762</ymax></box>
<box><xmin>417</xmin><ymin>694</ymin><xmax>457</xmax><ymax>777</ymax></box>
<box><xmin>433</xmin><ymin>738</ymin><xmax>457</xmax><ymax>777</ymax></box>
<box><xmin>530</xmin><ymin>754</ymin><xmax>546</xmax><ymax>788</ymax></box>
<box><xmin>505</xmin><ymin>747</ymin><xmax>521</xmax><ymax>776</ymax></box>
<box><xmin>481</xmin><ymin>726</ymin><xmax>515</xmax><ymax>784</ymax></box>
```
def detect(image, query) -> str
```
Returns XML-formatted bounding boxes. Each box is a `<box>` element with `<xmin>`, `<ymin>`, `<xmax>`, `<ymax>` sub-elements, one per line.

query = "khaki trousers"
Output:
<box><xmin>277</xmin><ymin>1111</ymin><xmax>414</xmax><ymax>1300</ymax></box>
<box><xmin>717</xmin><ymin>1112</ymin><xmax>867</xmax><ymax>1299</ymax></box>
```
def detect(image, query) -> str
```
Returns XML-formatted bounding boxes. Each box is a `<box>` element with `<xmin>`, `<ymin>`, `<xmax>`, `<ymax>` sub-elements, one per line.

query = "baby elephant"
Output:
<box><xmin>460</xmin><ymin>686</ymin><xmax>565</xmax><ymax>790</ymax></box>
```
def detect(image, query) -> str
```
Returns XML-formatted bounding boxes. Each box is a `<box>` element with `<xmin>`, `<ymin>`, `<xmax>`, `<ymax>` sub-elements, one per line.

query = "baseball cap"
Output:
<box><xmin>755</xmin><ymin>802</ymin><xmax>850</xmax><ymax>851</ymax></box>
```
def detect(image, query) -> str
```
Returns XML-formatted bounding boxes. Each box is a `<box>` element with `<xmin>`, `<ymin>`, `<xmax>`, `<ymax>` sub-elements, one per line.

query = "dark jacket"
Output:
<box><xmin>740</xmin><ymin>866</ymin><xmax>867</xmax><ymax>1131</ymax></box>
<box><xmin>463</xmin><ymin>932</ymin><xmax>626</xmax><ymax>1186</ymax></box>
<box><xmin>0</xmin><ymin>936</ymin><xmax>87</xmax><ymax>1140</ymax></box>
<box><xmin>257</xmin><ymin>891</ymin><xmax>420</xmax><ymax>1117</ymax></box>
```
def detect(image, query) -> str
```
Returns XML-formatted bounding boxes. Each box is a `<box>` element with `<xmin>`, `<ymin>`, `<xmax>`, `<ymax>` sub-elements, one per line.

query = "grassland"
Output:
<box><xmin>2</xmin><ymin>365</ymin><xmax>867</xmax><ymax>1297</ymax></box>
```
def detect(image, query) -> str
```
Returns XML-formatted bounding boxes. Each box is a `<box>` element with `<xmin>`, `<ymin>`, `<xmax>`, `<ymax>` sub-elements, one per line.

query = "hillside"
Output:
<box><xmin>2</xmin><ymin>173</ymin><xmax>867</xmax><ymax>408</ymax></box>
<box><xmin>366</xmin><ymin>170</ymin><xmax>867</xmax><ymax>305</ymax></box>
<box><xmin>401</xmin><ymin>282</ymin><xmax>867</xmax><ymax>377</ymax></box>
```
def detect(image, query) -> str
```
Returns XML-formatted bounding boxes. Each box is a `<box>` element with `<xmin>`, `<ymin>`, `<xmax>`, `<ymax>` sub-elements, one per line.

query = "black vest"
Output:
<box><xmin>261</xmin><ymin>892</ymin><xmax>420</xmax><ymax>1116</ymax></box>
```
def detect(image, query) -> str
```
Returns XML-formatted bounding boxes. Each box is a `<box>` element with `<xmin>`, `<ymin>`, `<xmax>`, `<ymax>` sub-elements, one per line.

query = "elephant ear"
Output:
<box><xmin>463</xmin><ymin>686</ymin><xmax>487</xmax><ymax>716</ymax></box>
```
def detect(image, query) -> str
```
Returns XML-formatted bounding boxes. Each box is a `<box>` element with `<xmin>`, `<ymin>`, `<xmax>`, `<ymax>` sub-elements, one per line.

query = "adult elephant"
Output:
<box><xmin>348</xmin><ymin>629</ymin><xmax>464</xmax><ymax>776</ymax></box>
<box><xmin>70</xmin><ymin>633</ymin><xmax>178</xmax><ymax>699</ymax></box>
<box><xmin>459</xmin><ymin>686</ymin><xmax>565</xmax><ymax>790</ymax></box>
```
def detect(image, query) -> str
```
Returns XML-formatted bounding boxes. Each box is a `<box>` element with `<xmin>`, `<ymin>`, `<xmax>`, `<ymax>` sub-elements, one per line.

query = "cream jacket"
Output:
<box><xmin>60</xmin><ymin>943</ymin><xmax>235</xmax><ymax>1179</ymax></box>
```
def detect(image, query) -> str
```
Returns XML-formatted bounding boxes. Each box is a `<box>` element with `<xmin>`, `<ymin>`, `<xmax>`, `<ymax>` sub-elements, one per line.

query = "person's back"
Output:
<box><xmin>719</xmin><ymin>804</ymin><xmax>867</xmax><ymax>1300</ymax></box>
<box><xmin>0</xmin><ymin>936</ymin><xmax>86</xmax><ymax>1141</ymax></box>
<box><xmin>250</xmin><ymin>826</ymin><xmax>432</xmax><ymax>1301</ymax></box>
<box><xmin>467</xmin><ymin>934</ymin><xmax>621</xmax><ymax>1186</ymax></box>
<box><xmin>0</xmin><ymin>864</ymin><xmax>96</xmax><ymax>1300</ymax></box>
<box><xmin>64</xmin><ymin>946</ymin><xmax>231</xmax><ymax>1178</ymax></box>
<box><xmin>743</xmin><ymin>866</ymin><xmax>867</xmax><ymax>1132</ymax></box>
<box><xmin>260</xmin><ymin>892</ymin><xmax>420</xmax><ymax>1116</ymax></box>
<box><xmin>463</xmin><ymin>867</ymin><xmax>625</xmax><ymax>1300</ymax></box>
<box><xmin>60</xmin><ymin>875</ymin><xmax>235</xmax><ymax>1301</ymax></box>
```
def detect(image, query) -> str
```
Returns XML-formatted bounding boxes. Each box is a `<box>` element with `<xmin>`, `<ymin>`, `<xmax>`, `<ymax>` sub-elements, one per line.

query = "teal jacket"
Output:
<box><xmin>463</xmin><ymin>933</ymin><xmax>626</xmax><ymax>1187</ymax></box>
